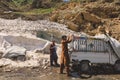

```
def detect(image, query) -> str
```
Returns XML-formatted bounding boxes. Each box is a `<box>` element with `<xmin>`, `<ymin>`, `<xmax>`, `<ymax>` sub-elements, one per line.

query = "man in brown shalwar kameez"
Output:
<box><xmin>60</xmin><ymin>35</ymin><xmax>73</xmax><ymax>76</ymax></box>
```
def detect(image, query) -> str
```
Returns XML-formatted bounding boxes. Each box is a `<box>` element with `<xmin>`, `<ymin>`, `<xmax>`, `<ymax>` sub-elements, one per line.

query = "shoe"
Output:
<box><xmin>59</xmin><ymin>72</ymin><xmax>63</xmax><ymax>74</ymax></box>
<box><xmin>55</xmin><ymin>64</ymin><xmax>60</xmax><ymax>67</ymax></box>
<box><xmin>50</xmin><ymin>64</ymin><xmax>54</xmax><ymax>66</ymax></box>
<box><xmin>59</xmin><ymin>71</ymin><xmax>64</xmax><ymax>74</ymax></box>
<box><xmin>67</xmin><ymin>74</ymin><xmax>73</xmax><ymax>77</ymax></box>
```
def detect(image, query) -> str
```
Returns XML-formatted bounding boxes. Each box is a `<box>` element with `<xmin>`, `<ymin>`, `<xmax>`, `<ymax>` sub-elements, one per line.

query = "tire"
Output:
<box><xmin>80</xmin><ymin>61</ymin><xmax>91</xmax><ymax>73</ymax></box>
<box><xmin>114</xmin><ymin>60</ymin><xmax>120</xmax><ymax>73</ymax></box>
<box><xmin>71</xmin><ymin>64</ymin><xmax>79</xmax><ymax>71</ymax></box>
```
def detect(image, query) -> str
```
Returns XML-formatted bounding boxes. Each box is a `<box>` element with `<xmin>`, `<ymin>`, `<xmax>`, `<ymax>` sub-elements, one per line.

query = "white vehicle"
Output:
<box><xmin>69</xmin><ymin>34</ymin><xmax>120</xmax><ymax>73</ymax></box>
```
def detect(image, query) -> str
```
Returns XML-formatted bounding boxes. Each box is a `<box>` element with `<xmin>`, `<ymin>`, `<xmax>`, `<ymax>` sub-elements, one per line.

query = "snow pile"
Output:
<box><xmin>0</xmin><ymin>18</ymin><xmax>74</xmax><ymax>35</ymax></box>
<box><xmin>0</xmin><ymin>33</ymin><xmax>50</xmax><ymax>52</ymax></box>
<box><xmin>95</xmin><ymin>34</ymin><xmax>120</xmax><ymax>58</ymax></box>
<box><xmin>0</xmin><ymin>52</ymin><xmax>49</xmax><ymax>68</ymax></box>
<box><xmin>2</xmin><ymin>46</ymin><xmax>26</xmax><ymax>58</ymax></box>
<box><xmin>95</xmin><ymin>34</ymin><xmax>120</xmax><ymax>48</ymax></box>
<box><xmin>0</xmin><ymin>33</ymin><xmax>60</xmax><ymax>69</ymax></box>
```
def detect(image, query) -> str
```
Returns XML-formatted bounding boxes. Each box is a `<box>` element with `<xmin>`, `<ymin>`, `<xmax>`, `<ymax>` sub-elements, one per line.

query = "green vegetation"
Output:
<box><xmin>14</xmin><ymin>8</ymin><xmax>55</xmax><ymax>15</ymax></box>
<box><xmin>12</xmin><ymin>0</ymin><xmax>33</xmax><ymax>7</ymax></box>
<box><xmin>0</xmin><ymin>0</ymin><xmax>64</xmax><ymax>19</ymax></box>
<box><xmin>70</xmin><ymin>0</ymin><xmax>97</xmax><ymax>3</ymax></box>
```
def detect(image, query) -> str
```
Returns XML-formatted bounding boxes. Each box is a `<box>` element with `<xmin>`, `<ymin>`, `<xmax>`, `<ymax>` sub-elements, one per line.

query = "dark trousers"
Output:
<box><xmin>50</xmin><ymin>54</ymin><xmax>58</xmax><ymax>66</ymax></box>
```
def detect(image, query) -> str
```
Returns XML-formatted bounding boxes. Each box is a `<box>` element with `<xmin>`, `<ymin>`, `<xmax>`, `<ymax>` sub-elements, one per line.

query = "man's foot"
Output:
<box><xmin>59</xmin><ymin>71</ymin><xmax>64</xmax><ymax>74</ymax></box>
<box><xmin>55</xmin><ymin>64</ymin><xmax>60</xmax><ymax>67</ymax></box>
<box><xmin>67</xmin><ymin>73</ymin><xmax>73</xmax><ymax>77</ymax></box>
<box><xmin>50</xmin><ymin>64</ymin><xmax>54</xmax><ymax>66</ymax></box>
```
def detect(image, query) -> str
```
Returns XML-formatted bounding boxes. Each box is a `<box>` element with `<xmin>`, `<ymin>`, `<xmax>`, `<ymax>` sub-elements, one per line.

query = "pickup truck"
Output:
<box><xmin>69</xmin><ymin>34</ymin><xmax>120</xmax><ymax>74</ymax></box>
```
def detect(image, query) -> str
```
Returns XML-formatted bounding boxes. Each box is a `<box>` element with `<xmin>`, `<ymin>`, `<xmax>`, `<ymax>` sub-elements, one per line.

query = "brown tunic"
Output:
<box><xmin>60</xmin><ymin>39</ymin><xmax>72</xmax><ymax>67</ymax></box>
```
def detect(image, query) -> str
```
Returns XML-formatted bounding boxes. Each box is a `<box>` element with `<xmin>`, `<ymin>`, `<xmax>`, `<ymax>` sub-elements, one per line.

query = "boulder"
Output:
<box><xmin>72</xmin><ymin>12</ymin><xmax>84</xmax><ymax>24</ymax></box>
<box><xmin>68</xmin><ymin>2</ymin><xmax>77</xmax><ymax>9</ymax></box>
<box><xmin>114</xmin><ymin>0</ymin><xmax>120</xmax><ymax>5</ymax></box>
<box><xmin>100</xmin><ymin>0</ymin><xmax>114</xmax><ymax>3</ymax></box>
<box><xmin>49</xmin><ymin>14</ymin><xmax>59</xmax><ymax>22</ymax></box>
<box><xmin>0</xmin><ymin>51</ymin><xmax>4</xmax><ymax>59</ymax></box>
<box><xmin>97</xmin><ymin>26</ymin><xmax>106</xmax><ymax>34</ymax></box>
<box><xmin>2</xmin><ymin>46</ymin><xmax>26</xmax><ymax>61</ymax></box>
<box><xmin>64</xmin><ymin>12</ymin><xmax>73</xmax><ymax>20</ymax></box>
<box><xmin>82</xmin><ymin>12</ymin><xmax>101</xmax><ymax>23</ymax></box>
<box><xmin>66</xmin><ymin>21</ymin><xmax>79</xmax><ymax>32</ymax></box>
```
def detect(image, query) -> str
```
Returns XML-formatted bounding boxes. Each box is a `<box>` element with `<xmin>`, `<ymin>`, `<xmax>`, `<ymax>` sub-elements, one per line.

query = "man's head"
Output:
<box><xmin>62</xmin><ymin>35</ymin><xmax>67</xmax><ymax>40</ymax></box>
<box><xmin>51</xmin><ymin>40</ymin><xmax>55</xmax><ymax>45</ymax></box>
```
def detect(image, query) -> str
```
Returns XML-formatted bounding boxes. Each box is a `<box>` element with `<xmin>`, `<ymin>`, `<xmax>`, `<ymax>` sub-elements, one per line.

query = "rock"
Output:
<box><xmin>97</xmin><ymin>26</ymin><xmax>106</xmax><ymax>34</ymax></box>
<box><xmin>64</xmin><ymin>12</ymin><xmax>73</xmax><ymax>20</ymax></box>
<box><xmin>68</xmin><ymin>2</ymin><xmax>77</xmax><ymax>9</ymax></box>
<box><xmin>82</xmin><ymin>12</ymin><xmax>101</xmax><ymax>23</ymax></box>
<box><xmin>4</xmin><ymin>68</ymin><xmax>12</xmax><ymax>72</ymax></box>
<box><xmin>43</xmin><ymin>66</ymin><xmax>47</xmax><ymax>69</ymax></box>
<box><xmin>0</xmin><ymin>51</ymin><xmax>4</xmax><ymax>59</ymax></box>
<box><xmin>49</xmin><ymin>14</ymin><xmax>59</xmax><ymax>22</ymax></box>
<box><xmin>109</xmin><ymin>12</ymin><xmax>120</xmax><ymax>18</ymax></box>
<box><xmin>66</xmin><ymin>21</ymin><xmax>79</xmax><ymax>32</ymax></box>
<box><xmin>101</xmin><ymin>0</ymin><xmax>114</xmax><ymax>3</ymax></box>
<box><xmin>42</xmin><ymin>59</ymin><xmax>49</xmax><ymax>66</ymax></box>
<box><xmin>59</xmin><ymin>5</ymin><xmax>68</xmax><ymax>10</ymax></box>
<box><xmin>2</xmin><ymin>46</ymin><xmax>26</xmax><ymax>61</ymax></box>
<box><xmin>72</xmin><ymin>12</ymin><xmax>84</xmax><ymax>24</ymax></box>
<box><xmin>114</xmin><ymin>0</ymin><xmax>120</xmax><ymax>5</ymax></box>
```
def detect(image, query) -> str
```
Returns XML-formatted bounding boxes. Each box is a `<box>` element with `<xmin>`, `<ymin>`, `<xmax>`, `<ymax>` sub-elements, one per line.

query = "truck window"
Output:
<box><xmin>69</xmin><ymin>37</ymin><xmax>108</xmax><ymax>52</ymax></box>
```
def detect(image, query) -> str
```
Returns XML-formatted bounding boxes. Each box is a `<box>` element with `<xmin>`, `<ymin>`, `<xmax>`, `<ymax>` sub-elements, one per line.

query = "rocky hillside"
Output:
<box><xmin>0</xmin><ymin>0</ymin><xmax>120</xmax><ymax>41</ymax></box>
<box><xmin>0</xmin><ymin>18</ymin><xmax>76</xmax><ymax>43</ymax></box>
<box><xmin>0</xmin><ymin>0</ymin><xmax>62</xmax><ymax>20</ymax></box>
<box><xmin>50</xmin><ymin>0</ymin><xmax>120</xmax><ymax>41</ymax></box>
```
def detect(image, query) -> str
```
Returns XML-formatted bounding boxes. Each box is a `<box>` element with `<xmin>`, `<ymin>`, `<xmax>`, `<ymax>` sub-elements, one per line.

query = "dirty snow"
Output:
<box><xmin>0</xmin><ymin>18</ymin><xmax>75</xmax><ymax>35</ymax></box>
<box><xmin>0</xmin><ymin>52</ymin><xmax>49</xmax><ymax>69</ymax></box>
<box><xmin>0</xmin><ymin>18</ymin><xmax>120</xmax><ymax>70</ymax></box>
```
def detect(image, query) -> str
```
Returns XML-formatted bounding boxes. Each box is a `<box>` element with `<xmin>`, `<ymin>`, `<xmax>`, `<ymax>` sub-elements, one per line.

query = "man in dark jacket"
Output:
<box><xmin>50</xmin><ymin>40</ymin><xmax>59</xmax><ymax>66</ymax></box>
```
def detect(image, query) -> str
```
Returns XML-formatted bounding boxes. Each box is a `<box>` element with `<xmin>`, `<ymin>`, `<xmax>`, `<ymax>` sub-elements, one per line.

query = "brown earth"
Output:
<box><xmin>0</xmin><ymin>66</ymin><xmax>120</xmax><ymax>80</ymax></box>
<box><xmin>0</xmin><ymin>0</ymin><xmax>120</xmax><ymax>41</ymax></box>
<box><xmin>49</xmin><ymin>0</ymin><xmax>120</xmax><ymax>41</ymax></box>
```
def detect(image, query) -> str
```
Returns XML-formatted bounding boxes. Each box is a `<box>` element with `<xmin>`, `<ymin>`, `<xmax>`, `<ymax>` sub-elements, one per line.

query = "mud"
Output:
<box><xmin>0</xmin><ymin>67</ymin><xmax>120</xmax><ymax>80</ymax></box>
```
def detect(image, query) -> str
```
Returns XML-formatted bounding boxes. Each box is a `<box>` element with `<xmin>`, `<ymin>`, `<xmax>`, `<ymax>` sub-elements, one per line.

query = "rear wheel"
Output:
<box><xmin>114</xmin><ymin>60</ymin><xmax>120</xmax><ymax>73</ymax></box>
<box><xmin>80</xmin><ymin>61</ymin><xmax>91</xmax><ymax>74</ymax></box>
<box><xmin>79</xmin><ymin>61</ymin><xmax>92</xmax><ymax>78</ymax></box>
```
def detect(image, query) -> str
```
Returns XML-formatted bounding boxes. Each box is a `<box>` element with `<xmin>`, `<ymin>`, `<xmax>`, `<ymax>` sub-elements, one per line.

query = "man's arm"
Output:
<box><xmin>66</xmin><ymin>34</ymin><xmax>74</xmax><ymax>43</ymax></box>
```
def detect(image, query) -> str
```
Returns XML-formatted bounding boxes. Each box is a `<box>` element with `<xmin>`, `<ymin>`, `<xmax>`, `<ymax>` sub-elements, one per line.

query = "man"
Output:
<box><xmin>60</xmin><ymin>35</ymin><xmax>73</xmax><ymax>76</ymax></box>
<box><xmin>50</xmin><ymin>40</ymin><xmax>59</xmax><ymax>67</ymax></box>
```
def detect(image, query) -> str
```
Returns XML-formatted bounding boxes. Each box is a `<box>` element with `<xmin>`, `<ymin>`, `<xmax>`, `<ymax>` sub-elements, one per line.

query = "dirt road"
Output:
<box><xmin>0</xmin><ymin>67</ymin><xmax>120</xmax><ymax>80</ymax></box>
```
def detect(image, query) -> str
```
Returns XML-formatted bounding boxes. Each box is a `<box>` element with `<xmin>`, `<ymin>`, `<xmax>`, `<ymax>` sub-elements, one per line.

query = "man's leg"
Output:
<box><xmin>60</xmin><ymin>63</ymin><xmax>64</xmax><ymax>74</ymax></box>
<box><xmin>54</xmin><ymin>55</ymin><xmax>59</xmax><ymax>66</ymax></box>
<box><xmin>66</xmin><ymin>66</ymin><xmax>71</xmax><ymax>76</ymax></box>
<box><xmin>50</xmin><ymin>55</ymin><xmax>54</xmax><ymax>66</ymax></box>
<box><xmin>65</xmin><ymin>56</ymin><xmax>71</xmax><ymax>76</ymax></box>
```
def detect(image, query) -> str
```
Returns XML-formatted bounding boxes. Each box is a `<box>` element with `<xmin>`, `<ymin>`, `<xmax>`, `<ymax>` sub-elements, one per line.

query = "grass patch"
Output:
<box><xmin>13</xmin><ymin>8</ymin><xmax>55</xmax><ymax>15</ymax></box>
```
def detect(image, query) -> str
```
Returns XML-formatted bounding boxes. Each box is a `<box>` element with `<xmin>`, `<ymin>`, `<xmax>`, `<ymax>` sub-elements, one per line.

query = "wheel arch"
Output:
<box><xmin>115</xmin><ymin>59</ymin><xmax>120</xmax><ymax>64</ymax></box>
